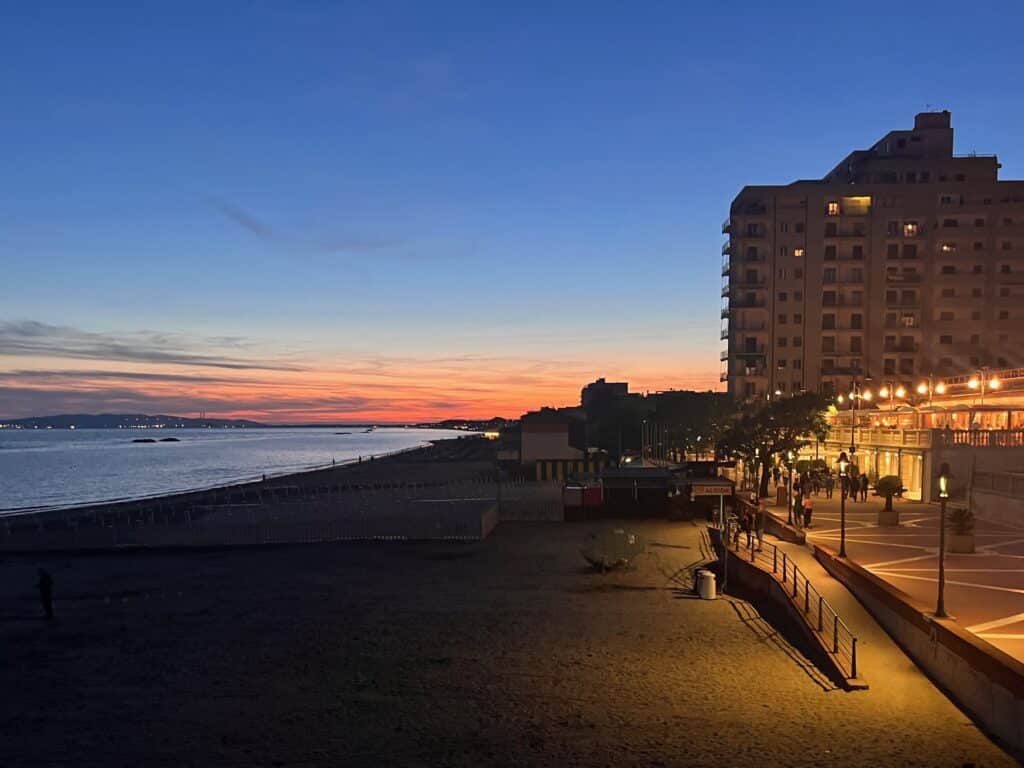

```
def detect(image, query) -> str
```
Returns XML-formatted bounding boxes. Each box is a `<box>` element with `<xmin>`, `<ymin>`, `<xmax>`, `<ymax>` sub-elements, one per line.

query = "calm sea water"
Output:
<box><xmin>0</xmin><ymin>427</ymin><xmax>473</xmax><ymax>513</ymax></box>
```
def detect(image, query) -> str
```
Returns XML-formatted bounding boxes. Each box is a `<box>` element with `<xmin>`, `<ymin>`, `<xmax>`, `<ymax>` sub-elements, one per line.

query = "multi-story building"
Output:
<box><xmin>722</xmin><ymin>111</ymin><xmax>1024</xmax><ymax>401</ymax></box>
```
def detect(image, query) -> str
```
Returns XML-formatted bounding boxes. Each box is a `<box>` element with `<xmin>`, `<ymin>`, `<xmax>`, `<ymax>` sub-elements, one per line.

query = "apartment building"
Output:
<box><xmin>721</xmin><ymin>111</ymin><xmax>1024</xmax><ymax>401</ymax></box>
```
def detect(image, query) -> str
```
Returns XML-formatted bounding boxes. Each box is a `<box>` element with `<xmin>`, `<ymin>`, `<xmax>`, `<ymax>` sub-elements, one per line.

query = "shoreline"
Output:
<box><xmin>2</xmin><ymin>436</ymin><xmax>495</xmax><ymax>527</ymax></box>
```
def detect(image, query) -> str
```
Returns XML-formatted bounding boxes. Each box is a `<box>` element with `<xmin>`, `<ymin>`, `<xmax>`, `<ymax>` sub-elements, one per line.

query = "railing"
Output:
<box><xmin>826</xmin><ymin>428</ymin><xmax>934</xmax><ymax>449</ymax></box>
<box><xmin>939</xmin><ymin>429</ymin><xmax>1024</xmax><ymax>448</ymax></box>
<box><xmin>973</xmin><ymin>471</ymin><xmax>1024</xmax><ymax>498</ymax></box>
<box><xmin>720</xmin><ymin>509</ymin><xmax>859</xmax><ymax>681</ymax></box>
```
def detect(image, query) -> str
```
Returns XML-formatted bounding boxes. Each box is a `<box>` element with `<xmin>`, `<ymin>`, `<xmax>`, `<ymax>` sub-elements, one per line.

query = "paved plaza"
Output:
<box><xmin>775</xmin><ymin>490</ymin><xmax>1024</xmax><ymax>662</ymax></box>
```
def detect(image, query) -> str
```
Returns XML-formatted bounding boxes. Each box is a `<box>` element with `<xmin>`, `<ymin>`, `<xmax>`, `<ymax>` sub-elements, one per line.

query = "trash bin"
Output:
<box><xmin>697</xmin><ymin>569</ymin><xmax>717</xmax><ymax>600</ymax></box>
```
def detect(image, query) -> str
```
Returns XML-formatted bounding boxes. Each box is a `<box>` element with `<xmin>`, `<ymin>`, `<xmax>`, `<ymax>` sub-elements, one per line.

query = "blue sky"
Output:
<box><xmin>1</xmin><ymin>1</ymin><xmax>1022</xmax><ymax>420</ymax></box>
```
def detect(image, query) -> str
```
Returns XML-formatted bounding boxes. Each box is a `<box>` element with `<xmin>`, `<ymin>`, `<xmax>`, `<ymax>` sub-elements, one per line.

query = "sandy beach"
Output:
<box><xmin>1</xmin><ymin>519</ymin><xmax>1015</xmax><ymax>767</ymax></box>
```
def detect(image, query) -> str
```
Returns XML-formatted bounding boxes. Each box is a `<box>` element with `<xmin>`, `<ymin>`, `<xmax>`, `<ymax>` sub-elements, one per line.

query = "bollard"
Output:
<box><xmin>851</xmin><ymin>637</ymin><xmax>858</xmax><ymax>679</ymax></box>
<box><xmin>833</xmin><ymin>616</ymin><xmax>839</xmax><ymax>653</ymax></box>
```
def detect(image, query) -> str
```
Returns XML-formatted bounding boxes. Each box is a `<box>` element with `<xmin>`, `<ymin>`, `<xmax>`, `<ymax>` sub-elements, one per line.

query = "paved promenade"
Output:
<box><xmin>773</xmin><ymin>490</ymin><xmax>1024</xmax><ymax>663</ymax></box>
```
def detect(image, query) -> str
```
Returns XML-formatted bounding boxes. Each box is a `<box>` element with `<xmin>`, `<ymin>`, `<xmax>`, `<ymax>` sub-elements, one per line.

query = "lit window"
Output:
<box><xmin>940</xmin><ymin>242</ymin><xmax>956</xmax><ymax>253</ymax></box>
<box><xmin>826</xmin><ymin>201</ymin><xmax>840</xmax><ymax>216</ymax></box>
<box><xmin>903</xmin><ymin>222</ymin><xmax>918</xmax><ymax>237</ymax></box>
<box><xmin>794</xmin><ymin>248</ymin><xmax>805</xmax><ymax>257</ymax></box>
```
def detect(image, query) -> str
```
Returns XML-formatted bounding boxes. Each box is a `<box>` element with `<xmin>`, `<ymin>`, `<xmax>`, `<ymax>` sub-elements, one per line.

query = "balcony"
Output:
<box><xmin>824</xmin><ymin>226</ymin><xmax>868</xmax><ymax>239</ymax></box>
<box><xmin>720</xmin><ymin>350</ymin><xmax>729</xmax><ymax>361</ymax></box>
<box><xmin>740</xmin><ymin>253</ymin><xmax>767</xmax><ymax>263</ymax></box>
<box><xmin>721</xmin><ymin>258</ymin><xmax>730</xmax><ymax>276</ymax></box>
<box><xmin>733</xmin><ymin>321</ymin><xmax>767</xmax><ymax>331</ymax></box>
<box><xmin>729</xmin><ymin>298</ymin><xmax>767</xmax><ymax>309</ymax></box>
<box><xmin>884</xmin><ymin>341</ymin><xmax>919</xmax><ymax>353</ymax></box>
<box><xmin>735</xmin><ymin>346</ymin><xmax>767</xmax><ymax>357</ymax></box>
<box><xmin>722</xmin><ymin>241</ymin><xmax>731</xmax><ymax>255</ymax></box>
<box><xmin>722</xmin><ymin>219</ymin><xmax>731</xmax><ymax>234</ymax></box>
<box><xmin>730</xmin><ymin>277</ymin><xmax>767</xmax><ymax>289</ymax></box>
<box><xmin>886</xmin><ymin>299</ymin><xmax>920</xmax><ymax>309</ymax></box>
<box><xmin>822</xmin><ymin>365</ymin><xmax>865</xmax><ymax>376</ymax></box>
<box><xmin>885</xmin><ymin>272</ymin><xmax>922</xmax><ymax>283</ymax></box>
<box><xmin>821</xmin><ymin>296</ymin><xmax>865</xmax><ymax>308</ymax></box>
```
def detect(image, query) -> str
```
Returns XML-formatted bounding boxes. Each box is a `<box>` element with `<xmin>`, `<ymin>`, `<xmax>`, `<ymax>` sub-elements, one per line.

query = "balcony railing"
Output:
<box><xmin>722</xmin><ymin>242</ymin><xmax>731</xmax><ymax>255</ymax></box>
<box><xmin>883</xmin><ymin>342</ymin><xmax>919</xmax><ymax>353</ymax></box>
<box><xmin>939</xmin><ymin>429</ymin><xmax>1024</xmax><ymax>448</ymax></box>
<box><xmin>722</xmin><ymin>219</ymin><xmax>731</xmax><ymax>234</ymax></box>
<box><xmin>730</xmin><ymin>298</ymin><xmax>767</xmax><ymax>309</ymax></box>
<box><xmin>885</xmin><ymin>273</ymin><xmax>922</xmax><ymax>283</ymax></box>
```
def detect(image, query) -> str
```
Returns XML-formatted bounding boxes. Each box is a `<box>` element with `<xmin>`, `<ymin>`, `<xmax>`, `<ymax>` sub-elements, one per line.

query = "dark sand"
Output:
<box><xmin>1</xmin><ymin>521</ymin><xmax>1016</xmax><ymax>767</ymax></box>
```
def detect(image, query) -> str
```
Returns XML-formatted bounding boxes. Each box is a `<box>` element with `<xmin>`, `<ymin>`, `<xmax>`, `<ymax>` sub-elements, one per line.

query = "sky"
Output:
<box><xmin>2</xmin><ymin>1</ymin><xmax>1023</xmax><ymax>423</ymax></box>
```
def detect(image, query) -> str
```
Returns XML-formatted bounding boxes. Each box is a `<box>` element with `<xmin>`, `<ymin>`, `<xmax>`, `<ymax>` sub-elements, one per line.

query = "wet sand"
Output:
<box><xmin>0</xmin><ymin>521</ymin><xmax>1016</xmax><ymax>767</ymax></box>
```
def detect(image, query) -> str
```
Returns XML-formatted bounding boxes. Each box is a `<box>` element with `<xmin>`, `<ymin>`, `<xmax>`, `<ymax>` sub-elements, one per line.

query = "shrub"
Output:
<box><xmin>949</xmin><ymin>507</ymin><xmax>975</xmax><ymax>536</ymax></box>
<box><xmin>875</xmin><ymin>475</ymin><xmax>903</xmax><ymax>511</ymax></box>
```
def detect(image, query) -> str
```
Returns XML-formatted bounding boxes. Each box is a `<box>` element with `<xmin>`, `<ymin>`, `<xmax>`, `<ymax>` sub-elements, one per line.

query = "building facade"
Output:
<box><xmin>722</xmin><ymin>111</ymin><xmax>1024</xmax><ymax>401</ymax></box>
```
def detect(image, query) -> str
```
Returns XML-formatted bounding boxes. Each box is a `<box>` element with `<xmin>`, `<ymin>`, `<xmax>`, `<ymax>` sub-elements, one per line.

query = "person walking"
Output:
<box><xmin>36</xmin><ymin>568</ymin><xmax>54</xmax><ymax>620</ymax></box>
<box><xmin>754</xmin><ymin>503</ymin><xmax>765</xmax><ymax>551</ymax></box>
<box><xmin>772</xmin><ymin>466</ymin><xmax>781</xmax><ymax>487</ymax></box>
<box><xmin>803</xmin><ymin>496</ymin><xmax>814</xmax><ymax>528</ymax></box>
<box><xmin>859</xmin><ymin>472</ymin><xmax>869</xmax><ymax>502</ymax></box>
<box><xmin>824</xmin><ymin>473</ymin><xmax>835</xmax><ymax>499</ymax></box>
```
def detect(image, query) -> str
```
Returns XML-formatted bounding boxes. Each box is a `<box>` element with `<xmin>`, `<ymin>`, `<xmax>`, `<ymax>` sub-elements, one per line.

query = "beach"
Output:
<box><xmin>1</xmin><ymin>519</ymin><xmax>1014</xmax><ymax>767</ymax></box>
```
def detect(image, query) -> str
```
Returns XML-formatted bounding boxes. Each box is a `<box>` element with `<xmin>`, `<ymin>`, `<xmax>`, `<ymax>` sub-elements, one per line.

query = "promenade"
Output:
<box><xmin>774</xmin><ymin>489</ymin><xmax>1024</xmax><ymax>663</ymax></box>
<box><xmin>2</xmin><ymin>519</ymin><xmax>1015</xmax><ymax>766</ymax></box>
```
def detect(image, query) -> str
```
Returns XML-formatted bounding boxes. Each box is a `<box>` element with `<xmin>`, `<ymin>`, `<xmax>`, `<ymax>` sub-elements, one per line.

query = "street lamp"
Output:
<box><xmin>838</xmin><ymin>451</ymin><xmax>850</xmax><ymax>558</ymax></box>
<box><xmin>786</xmin><ymin>449</ymin><xmax>795</xmax><ymax>525</ymax></box>
<box><xmin>916</xmin><ymin>376</ymin><xmax>947</xmax><ymax>409</ymax></box>
<box><xmin>936</xmin><ymin>462</ymin><xmax>952</xmax><ymax>618</ymax></box>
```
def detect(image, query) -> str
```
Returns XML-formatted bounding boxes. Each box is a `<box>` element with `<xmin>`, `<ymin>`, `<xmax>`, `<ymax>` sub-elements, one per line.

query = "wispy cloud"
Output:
<box><xmin>207</xmin><ymin>197</ymin><xmax>402</xmax><ymax>254</ymax></box>
<box><xmin>0</xmin><ymin>321</ymin><xmax>305</xmax><ymax>372</ymax></box>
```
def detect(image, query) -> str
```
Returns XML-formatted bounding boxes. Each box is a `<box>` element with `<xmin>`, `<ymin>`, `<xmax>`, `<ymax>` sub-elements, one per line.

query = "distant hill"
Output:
<box><xmin>2</xmin><ymin>413</ymin><xmax>268</xmax><ymax>429</ymax></box>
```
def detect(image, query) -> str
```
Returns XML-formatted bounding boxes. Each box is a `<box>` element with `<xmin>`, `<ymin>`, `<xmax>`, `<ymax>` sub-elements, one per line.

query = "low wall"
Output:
<box><xmin>0</xmin><ymin>502</ymin><xmax>500</xmax><ymax>553</ymax></box>
<box><xmin>735</xmin><ymin>499</ymin><xmax>805</xmax><ymax>544</ymax></box>
<box><xmin>814</xmin><ymin>543</ymin><xmax>1024</xmax><ymax>754</ymax></box>
<box><xmin>708</xmin><ymin>528</ymin><xmax>856</xmax><ymax>690</ymax></box>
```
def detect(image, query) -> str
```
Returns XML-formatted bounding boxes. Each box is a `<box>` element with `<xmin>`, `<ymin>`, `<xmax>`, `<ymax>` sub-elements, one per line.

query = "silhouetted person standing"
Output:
<box><xmin>37</xmin><ymin>568</ymin><xmax>53</xmax><ymax>620</ymax></box>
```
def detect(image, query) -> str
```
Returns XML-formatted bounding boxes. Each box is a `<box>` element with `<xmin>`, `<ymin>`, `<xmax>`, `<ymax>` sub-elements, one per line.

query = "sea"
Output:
<box><xmin>0</xmin><ymin>427</ymin><xmax>474</xmax><ymax>514</ymax></box>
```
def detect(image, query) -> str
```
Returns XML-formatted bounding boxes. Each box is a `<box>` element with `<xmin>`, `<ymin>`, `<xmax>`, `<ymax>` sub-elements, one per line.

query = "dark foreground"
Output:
<box><xmin>0</xmin><ymin>522</ymin><xmax>1015</xmax><ymax>767</ymax></box>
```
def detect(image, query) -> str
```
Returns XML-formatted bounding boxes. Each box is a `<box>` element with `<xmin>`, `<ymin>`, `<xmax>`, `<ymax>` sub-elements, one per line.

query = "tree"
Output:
<box><xmin>875</xmin><ymin>476</ymin><xmax>903</xmax><ymax>512</ymax></box>
<box><xmin>719</xmin><ymin>392</ymin><xmax>831</xmax><ymax>498</ymax></box>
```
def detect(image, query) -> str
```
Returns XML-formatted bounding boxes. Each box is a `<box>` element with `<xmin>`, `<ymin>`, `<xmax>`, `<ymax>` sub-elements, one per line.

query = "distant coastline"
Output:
<box><xmin>0</xmin><ymin>413</ymin><xmax>511</xmax><ymax>432</ymax></box>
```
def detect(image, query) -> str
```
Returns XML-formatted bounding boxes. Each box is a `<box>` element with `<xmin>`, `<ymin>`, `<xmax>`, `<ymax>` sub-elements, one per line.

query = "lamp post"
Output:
<box><xmin>936</xmin><ymin>462</ymin><xmax>951</xmax><ymax>618</ymax></box>
<box><xmin>968</xmin><ymin>367</ymin><xmax>1000</xmax><ymax>408</ymax></box>
<box><xmin>786</xmin><ymin>449</ymin><xmax>795</xmax><ymax>525</ymax></box>
<box><xmin>916</xmin><ymin>375</ymin><xmax>946</xmax><ymax>408</ymax></box>
<box><xmin>838</xmin><ymin>451</ymin><xmax>850</xmax><ymax>557</ymax></box>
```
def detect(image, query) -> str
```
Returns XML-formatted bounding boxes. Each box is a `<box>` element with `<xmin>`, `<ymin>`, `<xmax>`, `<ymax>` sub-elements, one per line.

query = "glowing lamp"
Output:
<box><xmin>935</xmin><ymin>383</ymin><xmax>946</xmax><ymax>394</ymax></box>
<box><xmin>774</xmin><ymin>389</ymin><xmax>782</xmax><ymax>396</ymax></box>
<box><xmin>837</xmin><ymin>394</ymin><xmax>845</xmax><ymax>404</ymax></box>
<box><xmin>968</xmin><ymin>378</ymin><xmax>979</xmax><ymax>390</ymax></box>
<box><xmin>917</xmin><ymin>383</ymin><xmax>928</xmax><ymax>395</ymax></box>
<box><xmin>895</xmin><ymin>386</ymin><xmax>906</xmax><ymax>398</ymax></box>
<box><xmin>879</xmin><ymin>386</ymin><xmax>889</xmax><ymax>398</ymax></box>
<box><xmin>937</xmin><ymin>462</ymin><xmax>951</xmax><ymax>500</ymax></box>
<box><xmin>989</xmin><ymin>378</ymin><xmax>1000</xmax><ymax>390</ymax></box>
<box><xmin>863</xmin><ymin>390</ymin><xmax>873</xmax><ymax>401</ymax></box>
<box><xmin>838</xmin><ymin>451</ymin><xmax>849</xmax><ymax>478</ymax></box>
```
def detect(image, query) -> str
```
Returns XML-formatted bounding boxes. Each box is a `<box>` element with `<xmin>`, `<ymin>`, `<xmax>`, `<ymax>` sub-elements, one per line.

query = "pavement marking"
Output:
<box><xmin>812</xmin><ymin>537</ymin><xmax>928</xmax><ymax>551</ymax></box>
<box><xmin>981</xmin><ymin>537</ymin><xmax>1024</xmax><ymax>551</ymax></box>
<box><xmin>861</xmin><ymin>553</ymin><xmax>934</xmax><ymax>569</ymax></box>
<box><xmin>872</xmin><ymin>570</ymin><xmax>1024</xmax><ymax>596</ymax></box>
<box><xmin>967</xmin><ymin>611</ymin><xmax>1024</xmax><ymax>633</ymax></box>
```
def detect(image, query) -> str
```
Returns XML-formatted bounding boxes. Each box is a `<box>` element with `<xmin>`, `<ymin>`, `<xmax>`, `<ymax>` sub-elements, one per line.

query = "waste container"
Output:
<box><xmin>697</xmin><ymin>569</ymin><xmax>717</xmax><ymax>600</ymax></box>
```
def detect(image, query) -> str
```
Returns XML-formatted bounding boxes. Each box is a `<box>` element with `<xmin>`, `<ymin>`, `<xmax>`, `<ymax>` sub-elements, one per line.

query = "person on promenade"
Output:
<box><xmin>811</xmin><ymin>474</ymin><xmax>821</xmax><ymax>496</ymax></box>
<box><xmin>802</xmin><ymin>496</ymin><xmax>814</xmax><ymax>528</ymax></box>
<box><xmin>824</xmin><ymin>473</ymin><xmax>834</xmax><ymax>499</ymax></box>
<box><xmin>36</xmin><ymin>568</ymin><xmax>53</xmax><ymax>620</ymax></box>
<box><xmin>754</xmin><ymin>503</ymin><xmax>765</xmax><ymax>551</ymax></box>
<box><xmin>772</xmin><ymin>466</ymin><xmax>781</xmax><ymax>487</ymax></box>
<box><xmin>859</xmin><ymin>473</ymin><xmax>869</xmax><ymax>502</ymax></box>
<box><xmin>741</xmin><ymin>508</ymin><xmax>753</xmax><ymax>549</ymax></box>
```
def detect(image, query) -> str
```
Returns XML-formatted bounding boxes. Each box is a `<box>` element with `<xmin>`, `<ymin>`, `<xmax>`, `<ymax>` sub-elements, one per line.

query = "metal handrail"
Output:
<box><xmin>720</xmin><ymin>511</ymin><xmax>859</xmax><ymax>680</ymax></box>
